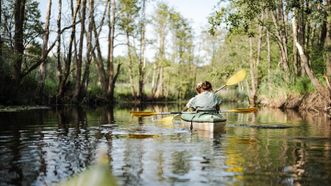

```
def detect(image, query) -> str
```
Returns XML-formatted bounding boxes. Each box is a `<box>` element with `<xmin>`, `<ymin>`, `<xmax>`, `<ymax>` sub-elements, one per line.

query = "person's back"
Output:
<box><xmin>186</xmin><ymin>81</ymin><xmax>221</xmax><ymax>111</ymax></box>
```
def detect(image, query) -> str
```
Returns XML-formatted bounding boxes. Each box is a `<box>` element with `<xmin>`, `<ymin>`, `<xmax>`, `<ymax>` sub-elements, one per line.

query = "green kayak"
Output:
<box><xmin>181</xmin><ymin>112</ymin><xmax>226</xmax><ymax>132</ymax></box>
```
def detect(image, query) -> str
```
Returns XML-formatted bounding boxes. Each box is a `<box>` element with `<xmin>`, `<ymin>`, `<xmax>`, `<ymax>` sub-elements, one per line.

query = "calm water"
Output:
<box><xmin>0</xmin><ymin>104</ymin><xmax>330</xmax><ymax>186</ymax></box>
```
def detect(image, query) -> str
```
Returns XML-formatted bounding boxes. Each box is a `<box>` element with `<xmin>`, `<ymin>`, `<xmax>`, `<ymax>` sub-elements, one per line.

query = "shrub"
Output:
<box><xmin>291</xmin><ymin>76</ymin><xmax>314</xmax><ymax>94</ymax></box>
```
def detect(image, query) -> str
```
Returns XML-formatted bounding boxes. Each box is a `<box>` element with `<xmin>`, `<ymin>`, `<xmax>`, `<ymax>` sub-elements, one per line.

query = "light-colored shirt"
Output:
<box><xmin>186</xmin><ymin>91</ymin><xmax>221</xmax><ymax>111</ymax></box>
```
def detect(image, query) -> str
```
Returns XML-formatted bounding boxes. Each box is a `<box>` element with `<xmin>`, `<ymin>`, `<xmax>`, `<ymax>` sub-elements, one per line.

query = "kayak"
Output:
<box><xmin>180</xmin><ymin>112</ymin><xmax>226</xmax><ymax>132</ymax></box>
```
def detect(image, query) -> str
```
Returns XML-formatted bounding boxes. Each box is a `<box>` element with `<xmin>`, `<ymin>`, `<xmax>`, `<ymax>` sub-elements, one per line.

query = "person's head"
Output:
<box><xmin>201</xmin><ymin>81</ymin><xmax>213</xmax><ymax>92</ymax></box>
<box><xmin>195</xmin><ymin>82</ymin><xmax>203</xmax><ymax>93</ymax></box>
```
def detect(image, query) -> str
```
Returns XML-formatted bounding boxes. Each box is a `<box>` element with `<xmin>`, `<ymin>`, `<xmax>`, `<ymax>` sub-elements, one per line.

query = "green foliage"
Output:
<box><xmin>291</xmin><ymin>76</ymin><xmax>314</xmax><ymax>94</ymax></box>
<box><xmin>118</xmin><ymin>0</ymin><xmax>140</xmax><ymax>35</ymax></box>
<box><xmin>44</xmin><ymin>79</ymin><xmax>57</xmax><ymax>96</ymax></box>
<box><xmin>311</xmin><ymin>47</ymin><xmax>326</xmax><ymax>76</ymax></box>
<box><xmin>221</xmin><ymin>88</ymin><xmax>248</xmax><ymax>102</ymax></box>
<box><xmin>16</xmin><ymin>74</ymin><xmax>39</xmax><ymax>104</ymax></box>
<box><xmin>88</xmin><ymin>83</ymin><xmax>104</xmax><ymax>98</ymax></box>
<box><xmin>1</xmin><ymin>0</ymin><xmax>43</xmax><ymax>47</ymax></box>
<box><xmin>258</xmin><ymin>69</ymin><xmax>289</xmax><ymax>98</ymax></box>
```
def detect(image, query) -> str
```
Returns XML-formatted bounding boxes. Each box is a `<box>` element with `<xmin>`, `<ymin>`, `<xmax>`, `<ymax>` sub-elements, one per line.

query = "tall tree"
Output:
<box><xmin>169</xmin><ymin>10</ymin><xmax>194</xmax><ymax>99</ymax></box>
<box><xmin>57</xmin><ymin>0</ymin><xmax>81</xmax><ymax>101</ymax></box>
<box><xmin>151</xmin><ymin>3</ymin><xmax>170</xmax><ymax>98</ymax></box>
<box><xmin>326</xmin><ymin>0</ymin><xmax>331</xmax><ymax>79</ymax></box>
<box><xmin>73</xmin><ymin>0</ymin><xmax>87</xmax><ymax>102</ymax></box>
<box><xmin>56</xmin><ymin>0</ymin><xmax>62</xmax><ymax>103</ymax></box>
<box><xmin>13</xmin><ymin>0</ymin><xmax>26</xmax><ymax>83</ymax></box>
<box><xmin>91</xmin><ymin>0</ymin><xmax>121</xmax><ymax>102</ymax></box>
<box><xmin>118</xmin><ymin>0</ymin><xmax>139</xmax><ymax>98</ymax></box>
<box><xmin>37</xmin><ymin>0</ymin><xmax>52</xmax><ymax>103</ymax></box>
<box><xmin>0</xmin><ymin>0</ymin><xmax>2</xmax><ymax>58</ymax></box>
<box><xmin>137</xmin><ymin>0</ymin><xmax>147</xmax><ymax>100</ymax></box>
<box><xmin>81</xmin><ymin>0</ymin><xmax>94</xmax><ymax>97</ymax></box>
<box><xmin>107</xmin><ymin>0</ymin><xmax>121</xmax><ymax>102</ymax></box>
<box><xmin>292</xmin><ymin>6</ymin><xmax>327</xmax><ymax>98</ymax></box>
<box><xmin>7</xmin><ymin>0</ymin><xmax>44</xmax><ymax>83</ymax></box>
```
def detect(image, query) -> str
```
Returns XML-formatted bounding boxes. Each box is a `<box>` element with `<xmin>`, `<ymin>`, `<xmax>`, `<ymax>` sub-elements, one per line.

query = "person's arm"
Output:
<box><xmin>186</xmin><ymin>97</ymin><xmax>197</xmax><ymax>110</ymax></box>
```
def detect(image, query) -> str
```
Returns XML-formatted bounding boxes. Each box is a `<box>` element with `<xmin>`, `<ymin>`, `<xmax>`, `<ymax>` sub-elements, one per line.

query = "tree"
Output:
<box><xmin>57</xmin><ymin>0</ymin><xmax>81</xmax><ymax>101</ymax></box>
<box><xmin>91</xmin><ymin>0</ymin><xmax>121</xmax><ymax>102</ymax></box>
<box><xmin>151</xmin><ymin>3</ymin><xmax>171</xmax><ymax>98</ymax></box>
<box><xmin>118</xmin><ymin>0</ymin><xmax>140</xmax><ymax>98</ymax></box>
<box><xmin>209</xmin><ymin>0</ymin><xmax>331</xmax><ymax>109</ymax></box>
<box><xmin>137</xmin><ymin>0</ymin><xmax>147</xmax><ymax>100</ymax></box>
<box><xmin>73</xmin><ymin>0</ymin><xmax>87</xmax><ymax>102</ymax></box>
<box><xmin>107</xmin><ymin>0</ymin><xmax>122</xmax><ymax>102</ymax></box>
<box><xmin>13</xmin><ymin>0</ymin><xmax>27</xmax><ymax>82</ymax></box>
<box><xmin>36</xmin><ymin>0</ymin><xmax>52</xmax><ymax>103</ymax></box>
<box><xmin>168</xmin><ymin>10</ymin><xmax>194</xmax><ymax>99</ymax></box>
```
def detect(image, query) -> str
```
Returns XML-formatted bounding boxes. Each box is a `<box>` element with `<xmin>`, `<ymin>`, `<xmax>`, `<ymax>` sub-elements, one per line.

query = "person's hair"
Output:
<box><xmin>201</xmin><ymin>81</ymin><xmax>212</xmax><ymax>91</ymax></box>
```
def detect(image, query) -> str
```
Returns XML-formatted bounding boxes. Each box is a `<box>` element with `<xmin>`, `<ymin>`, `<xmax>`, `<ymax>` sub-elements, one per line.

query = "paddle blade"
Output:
<box><xmin>158</xmin><ymin>116</ymin><xmax>175</xmax><ymax>124</ymax></box>
<box><xmin>128</xmin><ymin>133</ymin><xmax>160</xmax><ymax>139</ymax></box>
<box><xmin>226</xmin><ymin>69</ymin><xmax>246</xmax><ymax>86</ymax></box>
<box><xmin>130</xmin><ymin>111</ymin><xmax>156</xmax><ymax>117</ymax></box>
<box><xmin>223</xmin><ymin>107</ymin><xmax>257</xmax><ymax>113</ymax></box>
<box><xmin>158</xmin><ymin>114</ymin><xmax>182</xmax><ymax>124</ymax></box>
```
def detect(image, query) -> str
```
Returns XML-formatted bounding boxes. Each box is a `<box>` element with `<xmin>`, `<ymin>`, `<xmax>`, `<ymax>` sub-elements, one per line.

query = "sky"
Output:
<box><xmin>39</xmin><ymin>0</ymin><xmax>218</xmax><ymax>33</ymax></box>
<box><xmin>38</xmin><ymin>0</ymin><xmax>220</xmax><ymax>58</ymax></box>
<box><xmin>162</xmin><ymin>0</ymin><xmax>218</xmax><ymax>32</ymax></box>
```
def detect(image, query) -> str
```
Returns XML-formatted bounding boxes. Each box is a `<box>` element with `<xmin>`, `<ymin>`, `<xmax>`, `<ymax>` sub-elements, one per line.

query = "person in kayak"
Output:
<box><xmin>186</xmin><ymin>81</ymin><xmax>221</xmax><ymax>111</ymax></box>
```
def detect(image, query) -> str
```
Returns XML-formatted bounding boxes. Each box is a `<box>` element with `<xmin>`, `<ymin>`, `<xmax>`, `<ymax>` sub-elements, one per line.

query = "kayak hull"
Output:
<box><xmin>180</xmin><ymin>112</ymin><xmax>226</xmax><ymax>132</ymax></box>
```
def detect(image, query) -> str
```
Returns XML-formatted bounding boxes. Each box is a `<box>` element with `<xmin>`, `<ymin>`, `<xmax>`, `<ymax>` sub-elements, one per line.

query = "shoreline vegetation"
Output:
<box><xmin>1</xmin><ymin>1</ymin><xmax>331</xmax><ymax>115</ymax></box>
<box><xmin>0</xmin><ymin>90</ymin><xmax>329</xmax><ymax>115</ymax></box>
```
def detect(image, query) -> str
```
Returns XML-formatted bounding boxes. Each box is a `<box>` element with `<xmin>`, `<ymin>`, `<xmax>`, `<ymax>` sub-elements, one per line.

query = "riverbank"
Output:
<box><xmin>0</xmin><ymin>105</ymin><xmax>51</xmax><ymax>112</ymax></box>
<box><xmin>259</xmin><ymin>91</ymin><xmax>331</xmax><ymax>114</ymax></box>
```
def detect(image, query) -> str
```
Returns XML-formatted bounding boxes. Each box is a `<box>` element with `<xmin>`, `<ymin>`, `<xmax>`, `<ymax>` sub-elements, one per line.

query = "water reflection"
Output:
<box><xmin>0</xmin><ymin>105</ymin><xmax>330</xmax><ymax>185</ymax></box>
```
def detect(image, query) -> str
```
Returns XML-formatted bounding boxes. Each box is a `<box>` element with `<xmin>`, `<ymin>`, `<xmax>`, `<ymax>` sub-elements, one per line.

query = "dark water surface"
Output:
<box><xmin>0</xmin><ymin>104</ymin><xmax>330</xmax><ymax>185</ymax></box>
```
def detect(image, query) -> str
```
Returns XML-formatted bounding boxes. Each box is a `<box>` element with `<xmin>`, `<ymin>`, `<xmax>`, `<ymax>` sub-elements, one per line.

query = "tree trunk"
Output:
<box><xmin>248</xmin><ymin>37</ymin><xmax>257</xmax><ymax>106</ymax></box>
<box><xmin>326</xmin><ymin>0</ymin><xmax>331</xmax><ymax>79</ymax></box>
<box><xmin>151</xmin><ymin>63</ymin><xmax>158</xmax><ymax>96</ymax></box>
<box><xmin>267</xmin><ymin>30</ymin><xmax>271</xmax><ymax>91</ymax></box>
<box><xmin>292</xmin><ymin>10</ymin><xmax>325</xmax><ymax>95</ymax></box>
<box><xmin>138</xmin><ymin>0</ymin><xmax>146</xmax><ymax>100</ymax></box>
<box><xmin>13</xmin><ymin>0</ymin><xmax>26</xmax><ymax>83</ymax></box>
<box><xmin>91</xmin><ymin>0</ymin><xmax>120</xmax><ymax>102</ymax></box>
<box><xmin>292</xmin><ymin>24</ymin><xmax>298</xmax><ymax>76</ymax></box>
<box><xmin>126</xmin><ymin>32</ymin><xmax>137</xmax><ymax>98</ymax></box>
<box><xmin>91</xmin><ymin>1</ymin><xmax>108</xmax><ymax>94</ymax></box>
<box><xmin>320</xmin><ymin>13</ymin><xmax>327</xmax><ymax>48</ymax></box>
<box><xmin>74</xmin><ymin>0</ymin><xmax>87</xmax><ymax>102</ymax></box>
<box><xmin>81</xmin><ymin>0</ymin><xmax>94</xmax><ymax>98</ymax></box>
<box><xmin>271</xmin><ymin>10</ymin><xmax>289</xmax><ymax>75</ymax></box>
<box><xmin>155</xmin><ymin>66</ymin><xmax>164</xmax><ymax>98</ymax></box>
<box><xmin>37</xmin><ymin>0</ymin><xmax>52</xmax><ymax>103</ymax></box>
<box><xmin>152</xmin><ymin>21</ymin><xmax>166</xmax><ymax>98</ymax></box>
<box><xmin>57</xmin><ymin>0</ymin><xmax>81</xmax><ymax>100</ymax></box>
<box><xmin>56</xmin><ymin>0</ymin><xmax>63</xmax><ymax>103</ymax></box>
<box><xmin>0</xmin><ymin>0</ymin><xmax>2</xmax><ymax>58</ymax></box>
<box><xmin>106</xmin><ymin>0</ymin><xmax>120</xmax><ymax>102</ymax></box>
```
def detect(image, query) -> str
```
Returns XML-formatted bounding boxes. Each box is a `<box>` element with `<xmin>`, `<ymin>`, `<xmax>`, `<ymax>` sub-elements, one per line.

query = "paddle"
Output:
<box><xmin>214</xmin><ymin>69</ymin><xmax>246</xmax><ymax>93</ymax></box>
<box><xmin>130</xmin><ymin>107</ymin><xmax>257</xmax><ymax>117</ymax></box>
<box><xmin>131</xmin><ymin>111</ymin><xmax>183</xmax><ymax>117</ymax></box>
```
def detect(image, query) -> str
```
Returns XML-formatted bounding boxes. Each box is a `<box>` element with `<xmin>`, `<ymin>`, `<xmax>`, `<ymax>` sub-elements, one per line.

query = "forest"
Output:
<box><xmin>0</xmin><ymin>0</ymin><xmax>330</xmax><ymax>113</ymax></box>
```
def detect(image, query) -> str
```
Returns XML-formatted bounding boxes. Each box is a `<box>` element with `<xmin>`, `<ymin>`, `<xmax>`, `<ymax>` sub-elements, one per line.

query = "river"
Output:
<box><xmin>0</xmin><ymin>104</ymin><xmax>330</xmax><ymax>185</ymax></box>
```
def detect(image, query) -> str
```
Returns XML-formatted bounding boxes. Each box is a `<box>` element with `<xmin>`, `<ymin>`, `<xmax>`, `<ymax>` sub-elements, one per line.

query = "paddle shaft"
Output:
<box><xmin>131</xmin><ymin>108</ymin><xmax>256</xmax><ymax>117</ymax></box>
<box><xmin>214</xmin><ymin>85</ymin><xmax>226</xmax><ymax>94</ymax></box>
<box><xmin>156</xmin><ymin>111</ymin><xmax>183</xmax><ymax>115</ymax></box>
